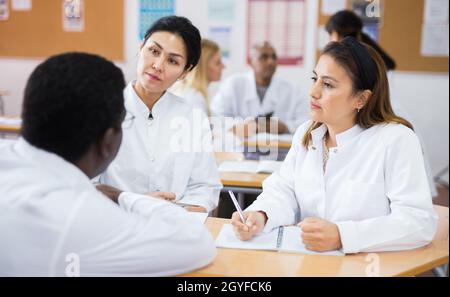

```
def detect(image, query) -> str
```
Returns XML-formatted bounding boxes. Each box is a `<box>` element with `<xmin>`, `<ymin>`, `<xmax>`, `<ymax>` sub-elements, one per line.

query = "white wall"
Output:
<box><xmin>0</xmin><ymin>0</ymin><xmax>448</xmax><ymax>182</ymax></box>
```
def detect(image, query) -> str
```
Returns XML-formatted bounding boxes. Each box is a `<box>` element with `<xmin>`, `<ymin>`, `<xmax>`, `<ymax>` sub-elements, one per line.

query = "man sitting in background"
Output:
<box><xmin>211</xmin><ymin>41</ymin><xmax>309</xmax><ymax>138</ymax></box>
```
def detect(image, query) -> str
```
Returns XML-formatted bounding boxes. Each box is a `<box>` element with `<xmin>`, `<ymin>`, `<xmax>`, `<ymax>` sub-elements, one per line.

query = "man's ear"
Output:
<box><xmin>356</xmin><ymin>90</ymin><xmax>372</xmax><ymax>110</ymax></box>
<box><xmin>97</xmin><ymin>127</ymin><xmax>119</xmax><ymax>159</ymax></box>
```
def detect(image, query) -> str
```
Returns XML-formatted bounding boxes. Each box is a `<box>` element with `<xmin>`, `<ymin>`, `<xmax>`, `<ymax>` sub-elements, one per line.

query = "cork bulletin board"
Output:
<box><xmin>318</xmin><ymin>0</ymin><xmax>448</xmax><ymax>73</ymax></box>
<box><xmin>0</xmin><ymin>0</ymin><xmax>124</xmax><ymax>60</ymax></box>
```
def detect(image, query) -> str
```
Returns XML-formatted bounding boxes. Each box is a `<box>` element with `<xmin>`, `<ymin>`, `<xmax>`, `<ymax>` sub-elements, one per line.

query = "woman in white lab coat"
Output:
<box><xmin>172</xmin><ymin>39</ymin><xmax>225</xmax><ymax>116</ymax></box>
<box><xmin>326</xmin><ymin>10</ymin><xmax>438</xmax><ymax>198</ymax></box>
<box><xmin>231</xmin><ymin>37</ymin><xmax>438</xmax><ymax>254</ymax></box>
<box><xmin>98</xmin><ymin>16</ymin><xmax>222</xmax><ymax>213</ymax></box>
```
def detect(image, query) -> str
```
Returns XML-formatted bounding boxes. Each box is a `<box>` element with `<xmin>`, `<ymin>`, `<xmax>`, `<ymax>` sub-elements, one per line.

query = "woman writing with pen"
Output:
<box><xmin>231</xmin><ymin>37</ymin><xmax>437</xmax><ymax>254</ymax></box>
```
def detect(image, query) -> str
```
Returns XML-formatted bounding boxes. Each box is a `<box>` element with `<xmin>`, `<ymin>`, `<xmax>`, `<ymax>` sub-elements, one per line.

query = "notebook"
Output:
<box><xmin>215</xmin><ymin>224</ymin><xmax>343</xmax><ymax>256</ymax></box>
<box><xmin>218</xmin><ymin>160</ymin><xmax>282</xmax><ymax>174</ymax></box>
<box><xmin>188</xmin><ymin>212</ymin><xmax>208</xmax><ymax>224</ymax></box>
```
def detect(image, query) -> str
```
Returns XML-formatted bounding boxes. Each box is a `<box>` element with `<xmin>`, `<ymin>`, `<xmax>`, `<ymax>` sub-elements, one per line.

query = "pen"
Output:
<box><xmin>228</xmin><ymin>190</ymin><xmax>246</xmax><ymax>224</ymax></box>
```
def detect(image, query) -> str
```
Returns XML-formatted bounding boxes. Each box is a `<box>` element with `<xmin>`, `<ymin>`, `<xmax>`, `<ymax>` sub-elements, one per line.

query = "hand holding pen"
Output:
<box><xmin>229</xmin><ymin>190</ymin><xmax>267</xmax><ymax>241</ymax></box>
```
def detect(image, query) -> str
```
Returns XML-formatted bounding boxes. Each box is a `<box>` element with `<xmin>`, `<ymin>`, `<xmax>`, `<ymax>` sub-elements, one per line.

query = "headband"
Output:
<box><xmin>341</xmin><ymin>36</ymin><xmax>376</xmax><ymax>90</ymax></box>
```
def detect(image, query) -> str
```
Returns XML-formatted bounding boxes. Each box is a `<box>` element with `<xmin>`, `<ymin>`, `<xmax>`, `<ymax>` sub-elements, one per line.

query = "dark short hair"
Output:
<box><xmin>325</xmin><ymin>10</ymin><xmax>363</xmax><ymax>38</ymax></box>
<box><xmin>144</xmin><ymin>15</ymin><xmax>201</xmax><ymax>71</ymax></box>
<box><xmin>21</xmin><ymin>52</ymin><xmax>126</xmax><ymax>162</ymax></box>
<box><xmin>325</xmin><ymin>10</ymin><xmax>396</xmax><ymax>70</ymax></box>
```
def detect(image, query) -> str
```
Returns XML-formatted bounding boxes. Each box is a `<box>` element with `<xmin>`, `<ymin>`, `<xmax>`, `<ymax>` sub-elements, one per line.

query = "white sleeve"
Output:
<box><xmin>245</xmin><ymin>128</ymin><xmax>304</xmax><ymax>232</ymax></box>
<box><xmin>210</xmin><ymin>80</ymin><xmax>235</xmax><ymax>117</ymax></box>
<box><xmin>57</xmin><ymin>191</ymin><xmax>216</xmax><ymax>276</ymax></box>
<box><xmin>178</xmin><ymin>113</ymin><xmax>222</xmax><ymax>211</ymax></box>
<box><xmin>335</xmin><ymin>130</ymin><xmax>438</xmax><ymax>254</ymax></box>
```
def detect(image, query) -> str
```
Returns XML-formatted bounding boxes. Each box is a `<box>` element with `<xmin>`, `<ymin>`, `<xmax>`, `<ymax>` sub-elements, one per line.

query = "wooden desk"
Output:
<box><xmin>244</xmin><ymin>139</ymin><xmax>292</xmax><ymax>150</ymax></box>
<box><xmin>183</xmin><ymin>205</ymin><xmax>449</xmax><ymax>277</ymax></box>
<box><xmin>220</xmin><ymin>172</ymin><xmax>268</xmax><ymax>188</ymax></box>
<box><xmin>0</xmin><ymin>117</ymin><xmax>21</xmax><ymax>134</ymax></box>
<box><xmin>215</xmin><ymin>152</ymin><xmax>269</xmax><ymax>192</ymax></box>
<box><xmin>0</xmin><ymin>91</ymin><xmax>8</xmax><ymax>116</ymax></box>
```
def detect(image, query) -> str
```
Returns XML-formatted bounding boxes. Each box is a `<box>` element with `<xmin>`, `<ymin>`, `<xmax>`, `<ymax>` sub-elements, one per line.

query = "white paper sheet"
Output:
<box><xmin>188</xmin><ymin>212</ymin><xmax>209</xmax><ymax>224</ymax></box>
<box><xmin>215</xmin><ymin>224</ymin><xmax>344</xmax><ymax>256</ymax></box>
<box><xmin>421</xmin><ymin>24</ymin><xmax>449</xmax><ymax>57</ymax></box>
<box><xmin>424</xmin><ymin>0</ymin><xmax>449</xmax><ymax>24</ymax></box>
<box><xmin>0</xmin><ymin>0</ymin><xmax>9</xmax><ymax>21</ymax></box>
<box><xmin>321</xmin><ymin>0</ymin><xmax>346</xmax><ymax>16</ymax></box>
<box><xmin>12</xmin><ymin>0</ymin><xmax>32</xmax><ymax>11</ymax></box>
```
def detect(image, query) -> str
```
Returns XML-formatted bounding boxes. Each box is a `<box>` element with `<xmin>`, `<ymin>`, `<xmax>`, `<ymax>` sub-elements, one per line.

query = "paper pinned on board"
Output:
<box><xmin>421</xmin><ymin>24</ymin><xmax>449</xmax><ymax>57</ymax></box>
<box><xmin>424</xmin><ymin>0</ymin><xmax>449</xmax><ymax>24</ymax></box>
<box><xmin>321</xmin><ymin>0</ymin><xmax>346</xmax><ymax>16</ymax></box>
<box><xmin>12</xmin><ymin>0</ymin><xmax>32</xmax><ymax>11</ymax></box>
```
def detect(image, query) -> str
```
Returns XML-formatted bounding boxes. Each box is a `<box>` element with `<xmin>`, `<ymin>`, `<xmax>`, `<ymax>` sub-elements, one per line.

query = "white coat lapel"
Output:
<box><xmin>243</xmin><ymin>71</ymin><xmax>264</xmax><ymax>117</ymax></box>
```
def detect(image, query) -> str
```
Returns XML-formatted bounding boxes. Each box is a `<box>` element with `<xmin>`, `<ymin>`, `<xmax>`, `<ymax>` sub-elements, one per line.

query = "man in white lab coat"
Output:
<box><xmin>211</xmin><ymin>41</ymin><xmax>309</xmax><ymax>137</ymax></box>
<box><xmin>0</xmin><ymin>53</ymin><xmax>216</xmax><ymax>276</ymax></box>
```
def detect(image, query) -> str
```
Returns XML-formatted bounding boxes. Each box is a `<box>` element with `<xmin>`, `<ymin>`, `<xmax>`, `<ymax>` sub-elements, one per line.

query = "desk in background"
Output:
<box><xmin>182</xmin><ymin>205</ymin><xmax>449</xmax><ymax>277</ymax></box>
<box><xmin>0</xmin><ymin>90</ymin><xmax>9</xmax><ymax>116</ymax></box>
<box><xmin>215</xmin><ymin>152</ymin><xmax>268</xmax><ymax>199</ymax></box>
<box><xmin>0</xmin><ymin>116</ymin><xmax>21</xmax><ymax>136</ymax></box>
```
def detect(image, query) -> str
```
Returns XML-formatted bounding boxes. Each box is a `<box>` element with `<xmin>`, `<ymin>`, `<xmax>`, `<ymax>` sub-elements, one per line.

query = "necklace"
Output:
<box><xmin>322</xmin><ymin>135</ymin><xmax>329</xmax><ymax>173</ymax></box>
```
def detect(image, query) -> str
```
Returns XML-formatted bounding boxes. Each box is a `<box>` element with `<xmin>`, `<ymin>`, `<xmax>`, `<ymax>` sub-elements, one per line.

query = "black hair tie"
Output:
<box><xmin>341</xmin><ymin>36</ymin><xmax>377</xmax><ymax>91</ymax></box>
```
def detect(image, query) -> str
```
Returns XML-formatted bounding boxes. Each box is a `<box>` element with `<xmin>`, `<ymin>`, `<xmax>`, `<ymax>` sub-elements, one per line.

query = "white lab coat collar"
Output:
<box><xmin>243</xmin><ymin>71</ymin><xmax>258</xmax><ymax>102</ymax></box>
<box><xmin>126</xmin><ymin>82</ymin><xmax>172</xmax><ymax>120</ymax></box>
<box><xmin>311</xmin><ymin>123</ymin><xmax>365</xmax><ymax>148</ymax></box>
<box><xmin>14</xmin><ymin>137</ymin><xmax>89</xmax><ymax>185</ymax></box>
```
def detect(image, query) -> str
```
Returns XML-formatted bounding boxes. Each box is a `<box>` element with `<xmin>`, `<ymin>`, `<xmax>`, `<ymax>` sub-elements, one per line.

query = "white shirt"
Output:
<box><xmin>172</xmin><ymin>86</ymin><xmax>209</xmax><ymax>116</ymax></box>
<box><xmin>246</xmin><ymin>122</ymin><xmax>438</xmax><ymax>254</ymax></box>
<box><xmin>99</xmin><ymin>83</ymin><xmax>222</xmax><ymax>212</ymax></box>
<box><xmin>0</xmin><ymin>138</ymin><xmax>216</xmax><ymax>276</ymax></box>
<box><xmin>210</xmin><ymin>71</ymin><xmax>309</xmax><ymax>133</ymax></box>
<box><xmin>390</xmin><ymin>100</ymin><xmax>438</xmax><ymax>197</ymax></box>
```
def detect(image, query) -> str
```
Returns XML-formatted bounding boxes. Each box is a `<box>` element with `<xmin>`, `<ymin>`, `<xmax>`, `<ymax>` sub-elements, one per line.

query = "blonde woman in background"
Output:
<box><xmin>173</xmin><ymin>39</ymin><xmax>225</xmax><ymax>116</ymax></box>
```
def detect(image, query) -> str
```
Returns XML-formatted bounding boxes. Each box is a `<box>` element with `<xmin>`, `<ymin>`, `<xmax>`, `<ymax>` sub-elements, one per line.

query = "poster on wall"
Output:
<box><xmin>139</xmin><ymin>0</ymin><xmax>175</xmax><ymax>40</ymax></box>
<box><xmin>247</xmin><ymin>0</ymin><xmax>307</xmax><ymax>66</ymax></box>
<box><xmin>0</xmin><ymin>0</ymin><xmax>9</xmax><ymax>21</ymax></box>
<box><xmin>421</xmin><ymin>0</ymin><xmax>449</xmax><ymax>57</ymax></box>
<box><xmin>208</xmin><ymin>0</ymin><xmax>235</xmax><ymax>22</ymax></box>
<box><xmin>63</xmin><ymin>0</ymin><xmax>84</xmax><ymax>32</ymax></box>
<box><xmin>209</xmin><ymin>27</ymin><xmax>232</xmax><ymax>58</ymax></box>
<box><xmin>424</xmin><ymin>0</ymin><xmax>449</xmax><ymax>24</ymax></box>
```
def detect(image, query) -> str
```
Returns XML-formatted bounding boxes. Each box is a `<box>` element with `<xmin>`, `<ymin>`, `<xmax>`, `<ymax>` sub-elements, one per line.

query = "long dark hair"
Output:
<box><xmin>302</xmin><ymin>39</ymin><xmax>412</xmax><ymax>148</ymax></box>
<box><xmin>325</xmin><ymin>10</ymin><xmax>396</xmax><ymax>70</ymax></box>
